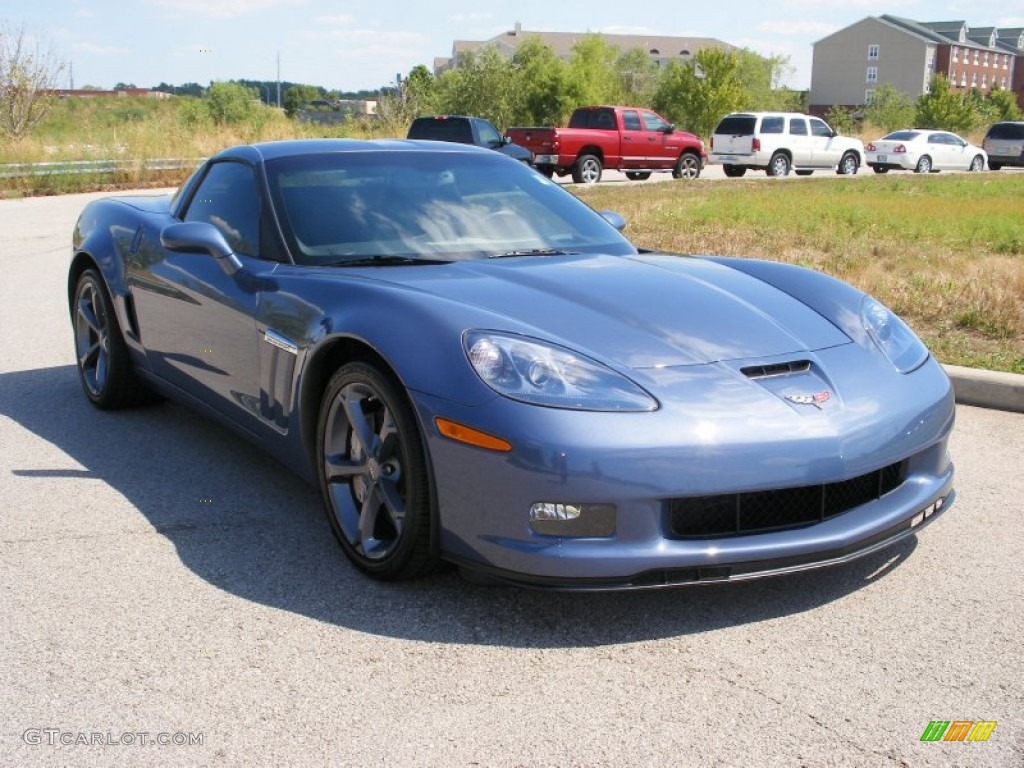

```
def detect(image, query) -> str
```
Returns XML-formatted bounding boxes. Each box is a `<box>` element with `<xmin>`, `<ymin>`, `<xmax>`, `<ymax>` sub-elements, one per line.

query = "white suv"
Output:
<box><xmin>709</xmin><ymin>112</ymin><xmax>864</xmax><ymax>177</ymax></box>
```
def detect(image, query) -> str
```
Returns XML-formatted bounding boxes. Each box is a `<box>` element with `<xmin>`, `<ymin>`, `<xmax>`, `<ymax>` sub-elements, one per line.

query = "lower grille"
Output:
<box><xmin>669</xmin><ymin>462</ymin><xmax>904</xmax><ymax>538</ymax></box>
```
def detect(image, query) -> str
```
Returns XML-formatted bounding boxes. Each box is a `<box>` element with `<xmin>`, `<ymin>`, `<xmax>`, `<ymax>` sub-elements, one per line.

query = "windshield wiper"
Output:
<box><xmin>488</xmin><ymin>248</ymin><xmax>576</xmax><ymax>259</ymax></box>
<box><xmin>324</xmin><ymin>255</ymin><xmax>450</xmax><ymax>267</ymax></box>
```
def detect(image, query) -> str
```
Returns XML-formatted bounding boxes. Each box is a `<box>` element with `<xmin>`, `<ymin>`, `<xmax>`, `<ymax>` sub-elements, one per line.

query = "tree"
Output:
<box><xmin>0</xmin><ymin>23</ymin><xmax>66</xmax><ymax>138</ymax></box>
<box><xmin>653</xmin><ymin>48</ymin><xmax>746</xmax><ymax>138</ymax></box>
<box><xmin>864</xmin><ymin>83</ymin><xmax>915</xmax><ymax>132</ymax></box>
<box><xmin>205</xmin><ymin>81</ymin><xmax>263</xmax><ymax>125</ymax></box>
<box><xmin>434</xmin><ymin>46</ymin><xmax>518</xmax><ymax>128</ymax></box>
<box><xmin>915</xmin><ymin>75</ymin><xmax>975</xmax><ymax>133</ymax></box>
<box><xmin>985</xmin><ymin>88</ymin><xmax>1022</xmax><ymax>122</ymax></box>
<box><xmin>283</xmin><ymin>84</ymin><xmax>320</xmax><ymax>117</ymax></box>
<box><xmin>511</xmin><ymin>36</ymin><xmax>573</xmax><ymax>125</ymax></box>
<box><xmin>734</xmin><ymin>50</ymin><xmax>800</xmax><ymax>112</ymax></box>
<box><xmin>565</xmin><ymin>35</ymin><xmax>623</xmax><ymax>106</ymax></box>
<box><xmin>824</xmin><ymin>105</ymin><xmax>857</xmax><ymax>136</ymax></box>
<box><xmin>615</xmin><ymin>47</ymin><xmax>659</xmax><ymax>106</ymax></box>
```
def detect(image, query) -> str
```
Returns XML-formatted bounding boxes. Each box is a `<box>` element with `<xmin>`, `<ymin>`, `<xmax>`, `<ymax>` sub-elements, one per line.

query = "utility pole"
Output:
<box><xmin>276</xmin><ymin>52</ymin><xmax>281</xmax><ymax>108</ymax></box>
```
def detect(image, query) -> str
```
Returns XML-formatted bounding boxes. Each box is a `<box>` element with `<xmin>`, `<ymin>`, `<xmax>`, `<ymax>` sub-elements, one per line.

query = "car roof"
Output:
<box><xmin>212</xmin><ymin>138</ymin><xmax>493</xmax><ymax>162</ymax></box>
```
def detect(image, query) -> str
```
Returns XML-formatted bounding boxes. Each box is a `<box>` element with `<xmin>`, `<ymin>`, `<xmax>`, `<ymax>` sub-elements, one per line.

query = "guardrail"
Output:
<box><xmin>0</xmin><ymin>158</ymin><xmax>199</xmax><ymax>179</ymax></box>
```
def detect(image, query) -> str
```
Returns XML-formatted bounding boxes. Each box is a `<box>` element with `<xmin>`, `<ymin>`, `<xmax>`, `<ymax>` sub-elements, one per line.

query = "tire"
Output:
<box><xmin>989</xmin><ymin>162</ymin><xmax>1002</xmax><ymax>171</ymax></box>
<box><xmin>767</xmin><ymin>152</ymin><xmax>790</xmax><ymax>177</ymax></box>
<box><xmin>871</xmin><ymin>165</ymin><xmax>888</xmax><ymax>174</ymax></box>
<box><xmin>625</xmin><ymin>171</ymin><xmax>651</xmax><ymax>181</ymax></box>
<box><xmin>723</xmin><ymin>165</ymin><xmax>746</xmax><ymax>178</ymax></box>
<box><xmin>672</xmin><ymin>152</ymin><xmax>701</xmax><ymax>180</ymax></box>
<box><xmin>72</xmin><ymin>268</ymin><xmax>153</xmax><ymax>410</ymax></box>
<box><xmin>316</xmin><ymin>362</ymin><xmax>437</xmax><ymax>580</ymax></box>
<box><xmin>914</xmin><ymin>155</ymin><xmax>932</xmax><ymax>174</ymax></box>
<box><xmin>837</xmin><ymin>152</ymin><xmax>859</xmax><ymax>175</ymax></box>
<box><xmin>968</xmin><ymin>155</ymin><xmax>985</xmax><ymax>172</ymax></box>
<box><xmin>536</xmin><ymin>165</ymin><xmax>555</xmax><ymax>178</ymax></box>
<box><xmin>795</xmin><ymin>170</ymin><xmax>813</xmax><ymax>176</ymax></box>
<box><xmin>572</xmin><ymin>154</ymin><xmax>602</xmax><ymax>184</ymax></box>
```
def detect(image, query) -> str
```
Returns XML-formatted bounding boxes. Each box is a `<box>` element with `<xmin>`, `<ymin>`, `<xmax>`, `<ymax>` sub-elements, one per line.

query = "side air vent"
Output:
<box><xmin>741</xmin><ymin>360</ymin><xmax>811</xmax><ymax>379</ymax></box>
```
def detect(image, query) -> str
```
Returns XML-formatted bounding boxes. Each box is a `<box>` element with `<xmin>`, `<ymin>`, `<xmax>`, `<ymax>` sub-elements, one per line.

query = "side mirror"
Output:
<box><xmin>161</xmin><ymin>221</ymin><xmax>243</xmax><ymax>275</ymax></box>
<box><xmin>599</xmin><ymin>210</ymin><xmax>627</xmax><ymax>232</ymax></box>
<box><xmin>502</xmin><ymin>135</ymin><xmax>512</xmax><ymax>145</ymax></box>
<box><xmin>665</xmin><ymin>124</ymin><xmax>676</xmax><ymax>134</ymax></box>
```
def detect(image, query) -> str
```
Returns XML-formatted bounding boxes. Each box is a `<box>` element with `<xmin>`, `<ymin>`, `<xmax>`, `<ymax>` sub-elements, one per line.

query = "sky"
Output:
<box><xmin>9</xmin><ymin>0</ymin><xmax>1024</xmax><ymax>94</ymax></box>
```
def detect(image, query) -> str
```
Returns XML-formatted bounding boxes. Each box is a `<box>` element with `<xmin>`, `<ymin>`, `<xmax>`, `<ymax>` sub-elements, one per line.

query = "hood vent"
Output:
<box><xmin>741</xmin><ymin>360</ymin><xmax>811</xmax><ymax>379</ymax></box>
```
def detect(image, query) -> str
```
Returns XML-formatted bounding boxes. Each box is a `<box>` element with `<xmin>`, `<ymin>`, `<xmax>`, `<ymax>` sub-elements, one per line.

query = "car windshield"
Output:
<box><xmin>986</xmin><ymin>122</ymin><xmax>1024</xmax><ymax>140</ymax></box>
<box><xmin>882</xmin><ymin>131</ymin><xmax>920</xmax><ymax>141</ymax></box>
<box><xmin>265</xmin><ymin>150</ymin><xmax>636</xmax><ymax>265</ymax></box>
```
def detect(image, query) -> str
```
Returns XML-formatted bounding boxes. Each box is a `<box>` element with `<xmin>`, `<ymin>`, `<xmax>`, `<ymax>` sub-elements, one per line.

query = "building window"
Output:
<box><xmin>983</xmin><ymin>52</ymin><xmax>989</xmax><ymax>67</ymax></box>
<box><xmin>1005</xmin><ymin>55</ymin><xmax>1010</xmax><ymax>70</ymax></box>
<box><xmin>971</xmin><ymin>72</ymin><xmax>978</xmax><ymax>87</ymax></box>
<box><xmin>982</xmin><ymin>73</ymin><xmax>988</xmax><ymax>88</ymax></box>
<box><xmin>866</xmin><ymin>66</ymin><xmax>878</xmax><ymax>84</ymax></box>
<box><xmin>926</xmin><ymin>53</ymin><xmax>934</xmax><ymax>71</ymax></box>
<box><xmin>950</xmin><ymin>69</ymin><xmax>957</xmax><ymax>84</ymax></box>
<box><xmin>865</xmin><ymin>88</ymin><xmax>876</xmax><ymax>105</ymax></box>
<box><xmin>952</xmin><ymin>46</ymin><xmax>959</xmax><ymax>62</ymax></box>
<box><xmin>961</xmin><ymin>72</ymin><xmax>968</xmax><ymax>87</ymax></box>
<box><xmin>868</xmin><ymin>44</ymin><xmax>879</xmax><ymax>60</ymax></box>
<box><xmin>973</xmin><ymin>50</ymin><xmax>979</xmax><ymax>65</ymax></box>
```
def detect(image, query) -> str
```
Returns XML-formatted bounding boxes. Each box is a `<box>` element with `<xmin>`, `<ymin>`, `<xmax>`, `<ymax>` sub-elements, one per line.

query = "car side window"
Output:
<box><xmin>641</xmin><ymin>112</ymin><xmax>669</xmax><ymax>132</ymax></box>
<box><xmin>761</xmin><ymin>116</ymin><xmax>784</xmax><ymax>134</ymax></box>
<box><xmin>623</xmin><ymin>111</ymin><xmax>642</xmax><ymax>131</ymax></box>
<box><xmin>184</xmin><ymin>161</ymin><xmax>261</xmax><ymax>258</ymax></box>
<box><xmin>927</xmin><ymin>134</ymin><xmax>943</xmax><ymax>145</ymax></box>
<box><xmin>810</xmin><ymin>119</ymin><xmax>833</xmax><ymax>138</ymax></box>
<box><xmin>789</xmin><ymin>119</ymin><xmax>808</xmax><ymax>136</ymax></box>
<box><xmin>476</xmin><ymin>120</ymin><xmax>502</xmax><ymax>148</ymax></box>
<box><xmin>595</xmin><ymin>110</ymin><xmax>616</xmax><ymax>130</ymax></box>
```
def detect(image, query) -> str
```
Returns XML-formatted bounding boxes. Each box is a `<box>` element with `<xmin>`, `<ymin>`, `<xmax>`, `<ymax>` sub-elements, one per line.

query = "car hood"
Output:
<box><xmin>373</xmin><ymin>253</ymin><xmax>851</xmax><ymax>368</ymax></box>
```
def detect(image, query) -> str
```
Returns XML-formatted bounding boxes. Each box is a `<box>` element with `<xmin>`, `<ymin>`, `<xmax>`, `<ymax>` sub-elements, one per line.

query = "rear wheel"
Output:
<box><xmin>871</xmin><ymin>165</ymin><xmax>888</xmax><ymax>174</ymax></box>
<box><xmin>624</xmin><ymin>171</ymin><xmax>651</xmax><ymax>181</ymax></box>
<box><xmin>723</xmin><ymin>165</ymin><xmax>746</xmax><ymax>178</ymax></box>
<box><xmin>989</xmin><ymin>162</ymin><xmax>1003</xmax><ymax>171</ymax></box>
<box><xmin>672</xmin><ymin>152</ymin><xmax>701</xmax><ymax>179</ymax></box>
<box><xmin>72</xmin><ymin>268</ymin><xmax>153</xmax><ymax>410</ymax></box>
<box><xmin>795</xmin><ymin>170</ymin><xmax>813</xmax><ymax>176</ymax></box>
<box><xmin>317</xmin><ymin>362</ymin><xmax>437</xmax><ymax>580</ymax></box>
<box><xmin>914</xmin><ymin>155</ymin><xmax>932</xmax><ymax>174</ymax></box>
<box><xmin>535</xmin><ymin>165</ymin><xmax>555</xmax><ymax>178</ymax></box>
<box><xmin>572</xmin><ymin>154</ymin><xmax>603</xmax><ymax>184</ymax></box>
<box><xmin>837</xmin><ymin>152</ymin><xmax>859</xmax><ymax>175</ymax></box>
<box><xmin>767</xmin><ymin>152</ymin><xmax>790</xmax><ymax>177</ymax></box>
<box><xmin>968</xmin><ymin>155</ymin><xmax>985</xmax><ymax>172</ymax></box>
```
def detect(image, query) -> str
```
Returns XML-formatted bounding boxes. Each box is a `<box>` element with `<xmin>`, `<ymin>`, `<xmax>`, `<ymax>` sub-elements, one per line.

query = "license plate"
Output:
<box><xmin>877</xmin><ymin>154</ymin><xmax>887</xmax><ymax>162</ymax></box>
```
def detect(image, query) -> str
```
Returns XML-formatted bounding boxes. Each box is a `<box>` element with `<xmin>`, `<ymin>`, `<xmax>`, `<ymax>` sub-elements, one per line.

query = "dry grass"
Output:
<box><xmin>575</xmin><ymin>175</ymin><xmax>1024</xmax><ymax>373</ymax></box>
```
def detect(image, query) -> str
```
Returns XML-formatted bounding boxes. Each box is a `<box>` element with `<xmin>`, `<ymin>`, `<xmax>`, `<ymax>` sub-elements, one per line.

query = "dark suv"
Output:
<box><xmin>407</xmin><ymin>116</ymin><xmax>533</xmax><ymax>165</ymax></box>
<box><xmin>982</xmin><ymin>122</ymin><xmax>1024</xmax><ymax>170</ymax></box>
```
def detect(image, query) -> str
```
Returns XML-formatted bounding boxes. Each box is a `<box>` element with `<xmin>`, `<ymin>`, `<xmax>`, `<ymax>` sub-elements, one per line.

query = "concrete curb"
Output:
<box><xmin>944</xmin><ymin>364</ymin><xmax>1024</xmax><ymax>413</ymax></box>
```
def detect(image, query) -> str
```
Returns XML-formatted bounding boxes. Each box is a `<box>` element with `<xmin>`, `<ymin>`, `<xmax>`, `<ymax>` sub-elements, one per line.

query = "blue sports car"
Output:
<box><xmin>69</xmin><ymin>139</ymin><xmax>955</xmax><ymax>588</ymax></box>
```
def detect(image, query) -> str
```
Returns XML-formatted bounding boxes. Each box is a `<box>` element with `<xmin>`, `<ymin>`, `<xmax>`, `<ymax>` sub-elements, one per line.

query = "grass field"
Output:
<box><xmin>575</xmin><ymin>174</ymin><xmax>1024</xmax><ymax>374</ymax></box>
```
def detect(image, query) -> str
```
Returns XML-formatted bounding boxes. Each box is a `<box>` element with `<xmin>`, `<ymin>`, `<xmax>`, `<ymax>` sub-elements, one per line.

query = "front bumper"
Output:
<box><xmin>413</xmin><ymin>349</ymin><xmax>956</xmax><ymax>589</ymax></box>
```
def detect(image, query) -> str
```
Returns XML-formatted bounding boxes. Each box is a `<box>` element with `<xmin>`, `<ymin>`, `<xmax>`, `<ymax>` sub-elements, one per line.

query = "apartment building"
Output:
<box><xmin>809</xmin><ymin>16</ymin><xmax>1023</xmax><ymax>113</ymax></box>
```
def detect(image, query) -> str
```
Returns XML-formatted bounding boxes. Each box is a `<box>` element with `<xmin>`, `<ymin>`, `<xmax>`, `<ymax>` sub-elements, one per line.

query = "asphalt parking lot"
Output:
<box><xmin>1</xmin><ymin>191</ymin><xmax>1022</xmax><ymax>767</ymax></box>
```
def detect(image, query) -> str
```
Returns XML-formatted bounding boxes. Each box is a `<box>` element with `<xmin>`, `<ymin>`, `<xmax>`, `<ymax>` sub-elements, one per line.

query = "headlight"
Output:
<box><xmin>464</xmin><ymin>331</ymin><xmax>658</xmax><ymax>411</ymax></box>
<box><xmin>861</xmin><ymin>296</ymin><xmax>929</xmax><ymax>373</ymax></box>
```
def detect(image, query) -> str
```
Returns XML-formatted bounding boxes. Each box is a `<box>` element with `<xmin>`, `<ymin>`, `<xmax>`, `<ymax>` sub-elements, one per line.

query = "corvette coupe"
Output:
<box><xmin>69</xmin><ymin>140</ymin><xmax>955</xmax><ymax>589</ymax></box>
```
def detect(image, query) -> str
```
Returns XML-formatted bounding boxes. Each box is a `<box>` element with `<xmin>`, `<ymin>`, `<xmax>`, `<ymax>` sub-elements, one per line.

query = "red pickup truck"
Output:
<box><xmin>507</xmin><ymin>106</ymin><xmax>706</xmax><ymax>183</ymax></box>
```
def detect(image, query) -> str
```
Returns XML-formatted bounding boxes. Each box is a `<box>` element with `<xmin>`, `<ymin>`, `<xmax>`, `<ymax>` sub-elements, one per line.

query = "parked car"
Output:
<box><xmin>69</xmin><ymin>140</ymin><xmax>955</xmax><ymax>588</ymax></box>
<box><xmin>865</xmin><ymin>130</ymin><xmax>987</xmax><ymax>173</ymax></box>
<box><xmin>506</xmin><ymin>106</ymin><xmax>706</xmax><ymax>183</ymax></box>
<box><xmin>408</xmin><ymin>115</ymin><xmax>533</xmax><ymax>165</ymax></box>
<box><xmin>708</xmin><ymin>112</ymin><xmax>863</xmax><ymax>177</ymax></box>
<box><xmin>982</xmin><ymin>121</ymin><xmax>1024</xmax><ymax>170</ymax></box>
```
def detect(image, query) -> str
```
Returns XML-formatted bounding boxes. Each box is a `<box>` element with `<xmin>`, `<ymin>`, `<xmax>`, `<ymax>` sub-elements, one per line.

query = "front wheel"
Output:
<box><xmin>672</xmin><ymin>152</ymin><xmax>701</xmax><ymax>179</ymax></box>
<box><xmin>914</xmin><ymin>155</ymin><xmax>932</xmax><ymax>174</ymax></box>
<box><xmin>723</xmin><ymin>165</ymin><xmax>746</xmax><ymax>178</ymax></box>
<box><xmin>317</xmin><ymin>362</ymin><xmax>437</xmax><ymax>580</ymax></box>
<box><xmin>72</xmin><ymin>268</ymin><xmax>153</xmax><ymax>410</ymax></box>
<box><xmin>767</xmin><ymin>153</ymin><xmax>790</xmax><ymax>177</ymax></box>
<box><xmin>837</xmin><ymin>152</ymin><xmax>859</xmax><ymax>175</ymax></box>
<box><xmin>968</xmin><ymin>155</ymin><xmax>985</xmax><ymax>172</ymax></box>
<box><xmin>572</xmin><ymin>154</ymin><xmax>603</xmax><ymax>184</ymax></box>
<box><xmin>624</xmin><ymin>171</ymin><xmax>651</xmax><ymax>181</ymax></box>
